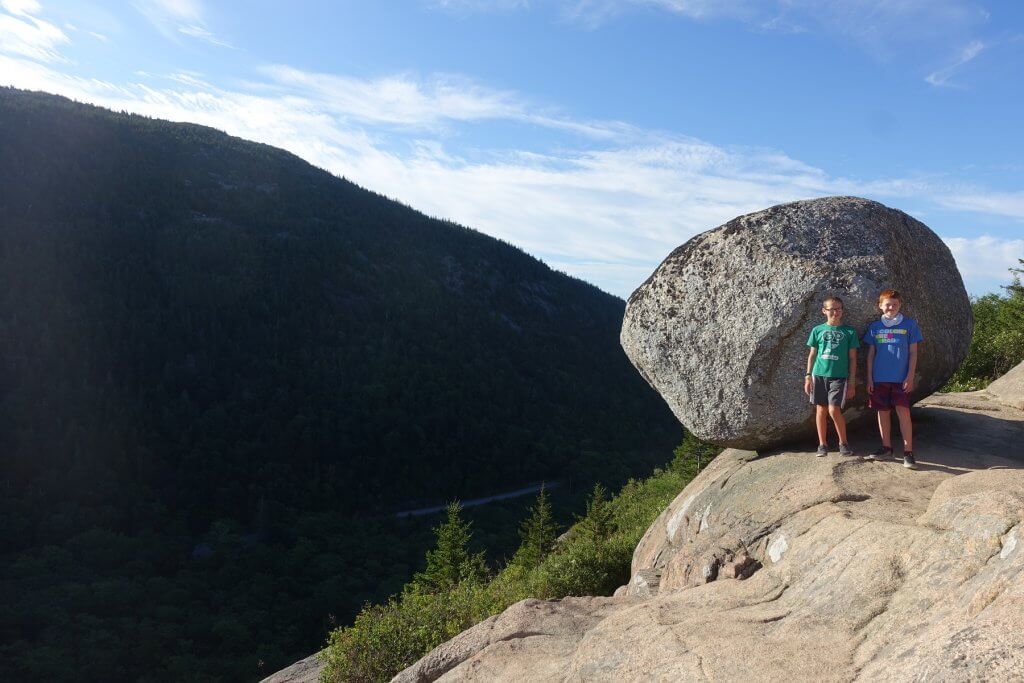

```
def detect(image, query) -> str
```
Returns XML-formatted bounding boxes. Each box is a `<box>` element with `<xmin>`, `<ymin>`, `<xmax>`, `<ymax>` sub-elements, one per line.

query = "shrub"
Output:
<box><xmin>944</xmin><ymin>261</ymin><xmax>1024</xmax><ymax>391</ymax></box>
<box><xmin>319</xmin><ymin>434</ymin><xmax>718</xmax><ymax>682</ymax></box>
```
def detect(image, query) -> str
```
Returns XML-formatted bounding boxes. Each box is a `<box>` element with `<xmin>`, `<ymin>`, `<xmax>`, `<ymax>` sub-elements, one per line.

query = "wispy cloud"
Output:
<box><xmin>555</xmin><ymin>0</ymin><xmax>990</xmax><ymax>69</ymax></box>
<box><xmin>925</xmin><ymin>40</ymin><xmax>985</xmax><ymax>86</ymax></box>
<box><xmin>562</xmin><ymin>0</ymin><xmax>754</xmax><ymax>26</ymax></box>
<box><xmin>260</xmin><ymin>66</ymin><xmax>523</xmax><ymax>128</ymax></box>
<box><xmin>943</xmin><ymin>235</ymin><xmax>1024</xmax><ymax>284</ymax></box>
<box><xmin>2</xmin><ymin>0</ymin><xmax>41</xmax><ymax>16</ymax></box>
<box><xmin>933</xmin><ymin>188</ymin><xmax>1024</xmax><ymax>220</ymax></box>
<box><xmin>133</xmin><ymin>0</ymin><xmax>233</xmax><ymax>48</ymax></box>
<box><xmin>0</xmin><ymin>1</ymin><xmax>68</xmax><ymax>62</ymax></box>
<box><xmin>1</xmin><ymin>35</ymin><xmax>1021</xmax><ymax>297</ymax></box>
<box><xmin>258</xmin><ymin>65</ymin><xmax>633</xmax><ymax>140</ymax></box>
<box><xmin>430</xmin><ymin>0</ymin><xmax>530</xmax><ymax>12</ymax></box>
<box><xmin>178</xmin><ymin>23</ymin><xmax>235</xmax><ymax>49</ymax></box>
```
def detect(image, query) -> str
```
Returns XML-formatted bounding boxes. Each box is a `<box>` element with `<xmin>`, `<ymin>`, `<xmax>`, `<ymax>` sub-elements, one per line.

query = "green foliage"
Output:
<box><xmin>320</xmin><ymin>436</ymin><xmax>719</xmax><ymax>682</ymax></box>
<box><xmin>574</xmin><ymin>483</ymin><xmax>614</xmax><ymax>541</ymax></box>
<box><xmin>0</xmin><ymin>89</ymin><xmax>682</xmax><ymax>681</ymax></box>
<box><xmin>511</xmin><ymin>485</ymin><xmax>560</xmax><ymax>569</ymax></box>
<box><xmin>413</xmin><ymin>502</ymin><xmax>488</xmax><ymax>594</ymax></box>
<box><xmin>319</xmin><ymin>584</ymin><xmax>495</xmax><ymax>683</ymax></box>
<box><xmin>671</xmin><ymin>430</ymin><xmax>720</xmax><ymax>480</ymax></box>
<box><xmin>944</xmin><ymin>260</ymin><xmax>1024</xmax><ymax>391</ymax></box>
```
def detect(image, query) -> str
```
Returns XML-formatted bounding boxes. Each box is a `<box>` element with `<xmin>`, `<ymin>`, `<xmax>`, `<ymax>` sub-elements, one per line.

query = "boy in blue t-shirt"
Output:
<box><xmin>863</xmin><ymin>289</ymin><xmax>923</xmax><ymax>469</ymax></box>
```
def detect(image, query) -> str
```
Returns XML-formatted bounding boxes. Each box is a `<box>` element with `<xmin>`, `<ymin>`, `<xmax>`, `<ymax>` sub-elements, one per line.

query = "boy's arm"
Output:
<box><xmin>866</xmin><ymin>345</ymin><xmax>876</xmax><ymax>392</ymax></box>
<box><xmin>847</xmin><ymin>348</ymin><xmax>857</xmax><ymax>399</ymax></box>
<box><xmin>905</xmin><ymin>342</ymin><xmax>918</xmax><ymax>392</ymax></box>
<box><xmin>804</xmin><ymin>348</ymin><xmax>816</xmax><ymax>394</ymax></box>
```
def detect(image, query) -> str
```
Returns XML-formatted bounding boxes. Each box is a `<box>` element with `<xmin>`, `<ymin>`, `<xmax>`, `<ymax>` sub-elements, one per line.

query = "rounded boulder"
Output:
<box><xmin>620</xmin><ymin>196</ymin><xmax>972</xmax><ymax>450</ymax></box>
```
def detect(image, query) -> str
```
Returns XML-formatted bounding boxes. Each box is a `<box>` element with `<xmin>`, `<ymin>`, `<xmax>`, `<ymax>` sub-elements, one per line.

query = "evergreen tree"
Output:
<box><xmin>575</xmin><ymin>483</ymin><xmax>614</xmax><ymax>541</ymax></box>
<box><xmin>671</xmin><ymin>430</ymin><xmax>717</xmax><ymax>479</ymax></box>
<box><xmin>413</xmin><ymin>501</ymin><xmax>487</xmax><ymax>593</ymax></box>
<box><xmin>513</xmin><ymin>485</ymin><xmax>559</xmax><ymax>569</ymax></box>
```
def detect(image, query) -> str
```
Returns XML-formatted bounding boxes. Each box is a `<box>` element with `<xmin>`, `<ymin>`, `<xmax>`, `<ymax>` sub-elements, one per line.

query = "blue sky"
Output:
<box><xmin>2</xmin><ymin>0</ymin><xmax>1023</xmax><ymax>298</ymax></box>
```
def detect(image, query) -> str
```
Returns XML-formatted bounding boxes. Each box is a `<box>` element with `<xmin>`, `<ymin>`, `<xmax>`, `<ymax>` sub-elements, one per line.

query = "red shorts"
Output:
<box><xmin>869</xmin><ymin>382</ymin><xmax>910</xmax><ymax>410</ymax></box>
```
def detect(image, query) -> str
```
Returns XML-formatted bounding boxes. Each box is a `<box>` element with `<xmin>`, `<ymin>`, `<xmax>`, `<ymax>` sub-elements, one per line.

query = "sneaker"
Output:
<box><xmin>866</xmin><ymin>446</ymin><xmax>893</xmax><ymax>461</ymax></box>
<box><xmin>838</xmin><ymin>443</ymin><xmax>854</xmax><ymax>456</ymax></box>
<box><xmin>903</xmin><ymin>452</ymin><xmax>917</xmax><ymax>469</ymax></box>
<box><xmin>816</xmin><ymin>444</ymin><xmax>828</xmax><ymax>457</ymax></box>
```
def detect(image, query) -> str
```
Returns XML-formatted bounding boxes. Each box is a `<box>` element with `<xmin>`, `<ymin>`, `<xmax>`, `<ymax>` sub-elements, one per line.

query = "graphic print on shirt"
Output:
<box><xmin>873</xmin><ymin>328</ymin><xmax>908</xmax><ymax>345</ymax></box>
<box><xmin>820</xmin><ymin>329</ymin><xmax>846</xmax><ymax>361</ymax></box>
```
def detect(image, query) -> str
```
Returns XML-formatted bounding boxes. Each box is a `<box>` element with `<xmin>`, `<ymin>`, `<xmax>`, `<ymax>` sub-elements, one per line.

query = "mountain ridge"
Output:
<box><xmin>0</xmin><ymin>87</ymin><xmax>679</xmax><ymax>682</ymax></box>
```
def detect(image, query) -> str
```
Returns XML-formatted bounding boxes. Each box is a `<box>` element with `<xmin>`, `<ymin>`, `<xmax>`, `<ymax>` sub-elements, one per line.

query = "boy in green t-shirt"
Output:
<box><xmin>804</xmin><ymin>295</ymin><xmax>859</xmax><ymax>457</ymax></box>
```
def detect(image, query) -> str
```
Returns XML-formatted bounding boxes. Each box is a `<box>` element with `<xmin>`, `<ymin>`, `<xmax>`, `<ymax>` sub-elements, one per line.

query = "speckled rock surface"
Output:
<box><xmin>620</xmin><ymin>196</ymin><xmax>972</xmax><ymax>450</ymax></box>
<box><xmin>392</xmin><ymin>389</ymin><xmax>1024</xmax><ymax>682</ymax></box>
<box><xmin>985</xmin><ymin>359</ymin><xmax>1024</xmax><ymax>410</ymax></box>
<box><xmin>259</xmin><ymin>653</ymin><xmax>321</xmax><ymax>683</ymax></box>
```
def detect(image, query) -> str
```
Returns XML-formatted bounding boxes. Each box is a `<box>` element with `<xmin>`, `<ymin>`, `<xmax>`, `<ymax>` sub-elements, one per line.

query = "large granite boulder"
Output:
<box><xmin>621</xmin><ymin>196</ymin><xmax>972</xmax><ymax>450</ymax></box>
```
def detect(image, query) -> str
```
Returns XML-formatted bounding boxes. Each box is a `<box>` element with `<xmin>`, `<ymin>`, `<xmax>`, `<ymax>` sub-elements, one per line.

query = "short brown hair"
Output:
<box><xmin>878</xmin><ymin>289</ymin><xmax>902</xmax><ymax>303</ymax></box>
<box><xmin>823</xmin><ymin>295</ymin><xmax>843</xmax><ymax>307</ymax></box>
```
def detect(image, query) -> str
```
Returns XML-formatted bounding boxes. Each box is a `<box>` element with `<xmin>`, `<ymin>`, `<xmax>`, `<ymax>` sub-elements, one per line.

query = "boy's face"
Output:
<box><xmin>879</xmin><ymin>297</ymin><xmax>902</xmax><ymax>317</ymax></box>
<box><xmin>822</xmin><ymin>301</ymin><xmax>844</xmax><ymax>325</ymax></box>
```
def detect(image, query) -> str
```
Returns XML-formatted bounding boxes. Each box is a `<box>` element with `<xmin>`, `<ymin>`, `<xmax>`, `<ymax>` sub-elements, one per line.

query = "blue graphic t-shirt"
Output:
<box><xmin>863</xmin><ymin>317</ymin><xmax>923</xmax><ymax>383</ymax></box>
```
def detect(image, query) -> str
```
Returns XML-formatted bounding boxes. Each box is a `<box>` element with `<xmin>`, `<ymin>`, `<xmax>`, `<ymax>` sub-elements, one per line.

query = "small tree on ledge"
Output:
<box><xmin>513</xmin><ymin>484</ymin><xmax>560</xmax><ymax>569</ymax></box>
<box><xmin>413</xmin><ymin>501</ymin><xmax>487</xmax><ymax>593</ymax></box>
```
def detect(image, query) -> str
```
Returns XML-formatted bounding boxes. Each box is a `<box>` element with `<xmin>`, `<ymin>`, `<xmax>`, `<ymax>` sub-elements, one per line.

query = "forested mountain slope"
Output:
<box><xmin>0</xmin><ymin>88</ymin><xmax>679</xmax><ymax>681</ymax></box>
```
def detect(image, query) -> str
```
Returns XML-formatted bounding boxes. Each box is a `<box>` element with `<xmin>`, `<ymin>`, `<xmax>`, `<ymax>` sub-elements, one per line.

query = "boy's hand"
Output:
<box><xmin>804</xmin><ymin>376</ymin><xmax>812</xmax><ymax>395</ymax></box>
<box><xmin>867</xmin><ymin>380</ymin><xmax>874</xmax><ymax>394</ymax></box>
<box><xmin>903</xmin><ymin>377</ymin><xmax>915</xmax><ymax>393</ymax></box>
<box><xmin>846</xmin><ymin>383</ymin><xmax>856</xmax><ymax>401</ymax></box>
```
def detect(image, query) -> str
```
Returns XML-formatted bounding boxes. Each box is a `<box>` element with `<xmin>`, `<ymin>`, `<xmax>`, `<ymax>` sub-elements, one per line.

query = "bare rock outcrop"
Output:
<box><xmin>620</xmin><ymin>197</ymin><xmax>972</xmax><ymax>450</ymax></box>
<box><xmin>985</xmin><ymin>359</ymin><xmax>1024</xmax><ymax>410</ymax></box>
<box><xmin>395</xmin><ymin>385</ymin><xmax>1024</xmax><ymax>681</ymax></box>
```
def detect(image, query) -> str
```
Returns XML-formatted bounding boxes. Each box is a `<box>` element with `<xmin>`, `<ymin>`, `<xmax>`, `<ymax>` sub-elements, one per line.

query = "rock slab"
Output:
<box><xmin>986</xmin><ymin>359</ymin><xmax>1024</xmax><ymax>410</ymax></box>
<box><xmin>397</xmin><ymin>387</ymin><xmax>1024</xmax><ymax>681</ymax></box>
<box><xmin>620</xmin><ymin>196</ymin><xmax>972</xmax><ymax>449</ymax></box>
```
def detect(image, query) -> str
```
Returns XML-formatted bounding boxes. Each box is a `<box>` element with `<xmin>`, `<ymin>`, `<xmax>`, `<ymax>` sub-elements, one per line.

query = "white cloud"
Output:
<box><xmin>1</xmin><ymin>0</ymin><xmax>40</xmax><ymax>16</ymax></box>
<box><xmin>1</xmin><ymin>44</ymin><xmax>1020</xmax><ymax>298</ymax></box>
<box><xmin>561</xmin><ymin>0</ymin><xmax>989</xmax><ymax>68</ymax></box>
<box><xmin>146</xmin><ymin>0</ymin><xmax>203</xmax><ymax>23</ymax></box>
<box><xmin>178</xmin><ymin>24</ymin><xmax>234</xmax><ymax>48</ymax></box>
<box><xmin>925</xmin><ymin>40</ymin><xmax>985</xmax><ymax>87</ymax></box>
<box><xmin>943</xmin><ymin>236</ymin><xmax>1024</xmax><ymax>292</ymax></box>
<box><xmin>431</xmin><ymin>0</ymin><xmax>530</xmax><ymax>11</ymax></box>
<box><xmin>932</xmin><ymin>189</ymin><xmax>1024</xmax><ymax>221</ymax></box>
<box><xmin>259</xmin><ymin>65</ymin><xmax>632</xmax><ymax>140</ymax></box>
<box><xmin>133</xmin><ymin>0</ymin><xmax>232</xmax><ymax>48</ymax></box>
<box><xmin>0</xmin><ymin>2</ymin><xmax>68</xmax><ymax>62</ymax></box>
<box><xmin>261</xmin><ymin>66</ymin><xmax>523</xmax><ymax>127</ymax></box>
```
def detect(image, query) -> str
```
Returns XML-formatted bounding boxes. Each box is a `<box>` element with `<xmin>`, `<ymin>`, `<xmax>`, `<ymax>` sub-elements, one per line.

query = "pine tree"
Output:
<box><xmin>513</xmin><ymin>484</ymin><xmax>560</xmax><ymax>569</ymax></box>
<box><xmin>575</xmin><ymin>483</ymin><xmax>614</xmax><ymax>541</ymax></box>
<box><xmin>413</xmin><ymin>501</ymin><xmax>487</xmax><ymax>593</ymax></box>
<box><xmin>671</xmin><ymin>430</ymin><xmax>717</xmax><ymax>479</ymax></box>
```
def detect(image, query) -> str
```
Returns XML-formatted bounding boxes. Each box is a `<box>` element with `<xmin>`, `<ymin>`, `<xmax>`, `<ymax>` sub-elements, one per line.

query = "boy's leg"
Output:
<box><xmin>828</xmin><ymin>405</ymin><xmax>848</xmax><ymax>444</ymax></box>
<box><xmin>815</xmin><ymin>405</ymin><xmax>829</xmax><ymax>445</ymax></box>
<box><xmin>894</xmin><ymin>406</ymin><xmax>913</xmax><ymax>451</ymax></box>
<box><xmin>877</xmin><ymin>409</ymin><xmax>892</xmax><ymax>447</ymax></box>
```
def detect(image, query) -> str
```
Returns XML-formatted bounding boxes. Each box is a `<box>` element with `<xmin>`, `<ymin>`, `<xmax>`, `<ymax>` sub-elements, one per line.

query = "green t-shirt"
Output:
<box><xmin>807</xmin><ymin>324</ymin><xmax>860</xmax><ymax>378</ymax></box>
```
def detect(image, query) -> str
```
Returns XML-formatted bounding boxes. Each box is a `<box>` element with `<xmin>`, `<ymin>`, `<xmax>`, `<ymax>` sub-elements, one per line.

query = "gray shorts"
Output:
<box><xmin>810</xmin><ymin>375</ymin><xmax>848</xmax><ymax>408</ymax></box>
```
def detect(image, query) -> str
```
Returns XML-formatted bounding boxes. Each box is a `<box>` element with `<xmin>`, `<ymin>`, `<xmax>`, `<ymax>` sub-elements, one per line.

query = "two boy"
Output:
<box><xmin>805</xmin><ymin>290</ymin><xmax>922</xmax><ymax>469</ymax></box>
